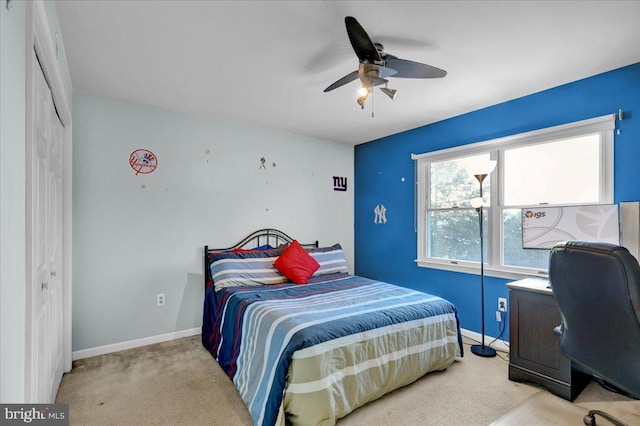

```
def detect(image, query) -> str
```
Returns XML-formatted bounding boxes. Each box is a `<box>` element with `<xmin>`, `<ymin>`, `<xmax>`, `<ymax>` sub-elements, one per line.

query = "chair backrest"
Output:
<box><xmin>549</xmin><ymin>241</ymin><xmax>640</xmax><ymax>399</ymax></box>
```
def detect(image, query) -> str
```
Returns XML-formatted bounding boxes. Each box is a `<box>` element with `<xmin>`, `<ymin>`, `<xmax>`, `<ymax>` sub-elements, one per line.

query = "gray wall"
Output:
<box><xmin>72</xmin><ymin>92</ymin><xmax>354</xmax><ymax>351</ymax></box>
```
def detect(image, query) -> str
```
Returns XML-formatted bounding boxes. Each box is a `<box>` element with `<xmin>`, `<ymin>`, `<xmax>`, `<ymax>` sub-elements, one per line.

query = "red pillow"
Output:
<box><xmin>274</xmin><ymin>240</ymin><xmax>320</xmax><ymax>284</ymax></box>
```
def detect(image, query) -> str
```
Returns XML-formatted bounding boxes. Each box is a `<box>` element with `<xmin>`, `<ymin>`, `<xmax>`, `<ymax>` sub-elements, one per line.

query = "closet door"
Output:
<box><xmin>49</xmin><ymin>92</ymin><xmax>65</xmax><ymax>400</ymax></box>
<box><xmin>29</xmin><ymin>49</ymin><xmax>64</xmax><ymax>403</ymax></box>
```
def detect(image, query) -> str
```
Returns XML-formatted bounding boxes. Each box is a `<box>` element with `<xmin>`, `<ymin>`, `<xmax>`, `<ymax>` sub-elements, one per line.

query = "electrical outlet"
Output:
<box><xmin>495</xmin><ymin>311</ymin><xmax>502</xmax><ymax>322</ymax></box>
<box><xmin>157</xmin><ymin>293</ymin><xmax>165</xmax><ymax>307</ymax></box>
<box><xmin>498</xmin><ymin>297</ymin><xmax>507</xmax><ymax>312</ymax></box>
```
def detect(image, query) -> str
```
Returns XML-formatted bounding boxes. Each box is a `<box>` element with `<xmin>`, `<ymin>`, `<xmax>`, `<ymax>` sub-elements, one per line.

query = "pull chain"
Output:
<box><xmin>371</xmin><ymin>89</ymin><xmax>375</xmax><ymax>118</ymax></box>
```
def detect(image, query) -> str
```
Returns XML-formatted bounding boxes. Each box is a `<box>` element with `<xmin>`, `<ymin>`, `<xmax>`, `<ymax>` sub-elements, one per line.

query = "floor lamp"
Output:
<box><xmin>469</xmin><ymin>160</ymin><xmax>497</xmax><ymax>358</ymax></box>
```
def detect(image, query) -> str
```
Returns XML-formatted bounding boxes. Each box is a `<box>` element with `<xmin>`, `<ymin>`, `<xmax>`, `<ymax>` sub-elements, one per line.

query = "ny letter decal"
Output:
<box><xmin>374</xmin><ymin>204</ymin><xmax>387</xmax><ymax>224</ymax></box>
<box><xmin>333</xmin><ymin>176</ymin><xmax>347</xmax><ymax>192</ymax></box>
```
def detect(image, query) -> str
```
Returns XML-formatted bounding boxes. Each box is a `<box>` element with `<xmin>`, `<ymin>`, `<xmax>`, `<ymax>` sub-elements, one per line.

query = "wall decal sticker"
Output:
<box><xmin>129</xmin><ymin>149</ymin><xmax>157</xmax><ymax>175</ymax></box>
<box><xmin>374</xmin><ymin>204</ymin><xmax>387</xmax><ymax>224</ymax></box>
<box><xmin>333</xmin><ymin>176</ymin><xmax>347</xmax><ymax>191</ymax></box>
<box><xmin>259</xmin><ymin>157</ymin><xmax>277</xmax><ymax>170</ymax></box>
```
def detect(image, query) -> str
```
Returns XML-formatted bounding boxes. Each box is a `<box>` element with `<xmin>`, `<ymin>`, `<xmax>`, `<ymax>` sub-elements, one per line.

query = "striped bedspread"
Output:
<box><xmin>203</xmin><ymin>273</ymin><xmax>462</xmax><ymax>426</ymax></box>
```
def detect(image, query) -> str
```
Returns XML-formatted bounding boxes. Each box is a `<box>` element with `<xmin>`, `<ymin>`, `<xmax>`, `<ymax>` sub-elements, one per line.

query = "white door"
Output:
<box><xmin>29</xmin><ymin>49</ymin><xmax>65</xmax><ymax>403</ymax></box>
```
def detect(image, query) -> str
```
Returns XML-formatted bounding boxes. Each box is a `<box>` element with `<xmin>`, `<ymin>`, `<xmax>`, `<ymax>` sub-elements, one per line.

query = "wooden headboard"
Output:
<box><xmin>204</xmin><ymin>228</ymin><xmax>319</xmax><ymax>288</ymax></box>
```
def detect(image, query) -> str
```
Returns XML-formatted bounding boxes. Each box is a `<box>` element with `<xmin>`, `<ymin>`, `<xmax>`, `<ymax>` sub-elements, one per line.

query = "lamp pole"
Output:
<box><xmin>471</xmin><ymin>173</ymin><xmax>497</xmax><ymax>358</ymax></box>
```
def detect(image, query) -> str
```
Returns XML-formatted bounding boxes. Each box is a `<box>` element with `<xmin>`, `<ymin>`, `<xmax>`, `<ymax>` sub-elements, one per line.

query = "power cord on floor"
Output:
<box><xmin>461</xmin><ymin>338</ymin><xmax>509</xmax><ymax>362</ymax></box>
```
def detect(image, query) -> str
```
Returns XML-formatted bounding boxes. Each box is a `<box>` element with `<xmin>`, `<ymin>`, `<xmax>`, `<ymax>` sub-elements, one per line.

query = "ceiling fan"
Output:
<box><xmin>324</xmin><ymin>16</ymin><xmax>447</xmax><ymax>109</ymax></box>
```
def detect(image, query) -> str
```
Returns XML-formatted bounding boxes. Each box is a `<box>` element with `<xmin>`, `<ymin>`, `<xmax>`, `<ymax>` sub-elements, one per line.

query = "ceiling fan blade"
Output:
<box><xmin>386</xmin><ymin>58</ymin><xmax>447</xmax><ymax>78</ymax></box>
<box><xmin>345</xmin><ymin>16</ymin><xmax>382</xmax><ymax>64</ymax></box>
<box><xmin>324</xmin><ymin>70</ymin><xmax>360</xmax><ymax>92</ymax></box>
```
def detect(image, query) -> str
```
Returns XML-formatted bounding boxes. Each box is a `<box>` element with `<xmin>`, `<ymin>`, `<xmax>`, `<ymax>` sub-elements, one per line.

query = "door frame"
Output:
<box><xmin>24</xmin><ymin>0</ymin><xmax>72</xmax><ymax>401</ymax></box>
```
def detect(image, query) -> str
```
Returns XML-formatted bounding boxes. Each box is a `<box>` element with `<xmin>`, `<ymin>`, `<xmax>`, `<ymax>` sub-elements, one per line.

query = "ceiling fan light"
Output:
<box><xmin>380</xmin><ymin>87</ymin><xmax>397</xmax><ymax>100</ymax></box>
<box><xmin>357</xmin><ymin>93</ymin><xmax>368</xmax><ymax>109</ymax></box>
<box><xmin>357</xmin><ymin>85</ymin><xmax>370</xmax><ymax>109</ymax></box>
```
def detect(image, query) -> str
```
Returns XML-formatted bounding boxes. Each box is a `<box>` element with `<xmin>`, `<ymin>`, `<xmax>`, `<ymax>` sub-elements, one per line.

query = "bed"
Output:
<box><xmin>202</xmin><ymin>229</ymin><xmax>463</xmax><ymax>426</ymax></box>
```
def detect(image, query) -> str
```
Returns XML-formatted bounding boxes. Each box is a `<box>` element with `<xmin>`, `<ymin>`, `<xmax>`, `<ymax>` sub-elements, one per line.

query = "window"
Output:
<box><xmin>413</xmin><ymin>115</ymin><xmax>615</xmax><ymax>279</ymax></box>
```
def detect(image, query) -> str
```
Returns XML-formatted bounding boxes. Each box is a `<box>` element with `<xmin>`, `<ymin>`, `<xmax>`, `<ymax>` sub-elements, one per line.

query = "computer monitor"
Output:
<box><xmin>522</xmin><ymin>204</ymin><xmax>619</xmax><ymax>249</ymax></box>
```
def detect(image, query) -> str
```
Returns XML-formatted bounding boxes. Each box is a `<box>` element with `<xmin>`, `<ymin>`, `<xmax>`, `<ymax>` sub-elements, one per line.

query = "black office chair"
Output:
<box><xmin>549</xmin><ymin>241</ymin><xmax>640</xmax><ymax>425</ymax></box>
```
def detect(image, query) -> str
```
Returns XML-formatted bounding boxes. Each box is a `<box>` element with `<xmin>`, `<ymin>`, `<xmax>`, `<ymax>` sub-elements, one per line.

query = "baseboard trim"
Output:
<box><xmin>460</xmin><ymin>328</ymin><xmax>510</xmax><ymax>353</ymax></box>
<box><xmin>72</xmin><ymin>327</ymin><xmax>201</xmax><ymax>361</ymax></box>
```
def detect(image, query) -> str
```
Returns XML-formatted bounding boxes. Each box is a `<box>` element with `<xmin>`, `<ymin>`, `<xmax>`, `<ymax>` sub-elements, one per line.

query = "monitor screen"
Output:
<box><xmin>522</xmin><ymin>204</ymin><xmax>619</xmax><ymax>249</ymax></box>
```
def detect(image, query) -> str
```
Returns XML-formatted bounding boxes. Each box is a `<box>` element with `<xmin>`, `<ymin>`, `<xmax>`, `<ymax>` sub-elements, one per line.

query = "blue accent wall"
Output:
<box><xmin>354</xmin><ymin>63</ymin><xmax>640</xmax><ymax>340</ymax></box>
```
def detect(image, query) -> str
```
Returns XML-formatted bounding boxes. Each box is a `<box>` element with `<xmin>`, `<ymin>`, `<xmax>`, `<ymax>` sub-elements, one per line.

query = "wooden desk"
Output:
<box><xmin>507</xmin><ymin>278</ymin><xmax>590</xmax><ymax>401</ymax></box>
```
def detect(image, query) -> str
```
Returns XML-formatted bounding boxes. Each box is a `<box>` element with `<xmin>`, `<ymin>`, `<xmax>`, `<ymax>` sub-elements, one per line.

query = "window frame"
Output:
<box><xmin>412</xmin><ymin>114</ymin><xmax>616</xmax><ymax>280</ymax></box>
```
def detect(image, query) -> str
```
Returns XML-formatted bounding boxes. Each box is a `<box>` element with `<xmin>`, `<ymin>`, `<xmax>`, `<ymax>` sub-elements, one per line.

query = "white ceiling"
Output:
<box><xmin>55</xmin><ymin>0</ymin><xmax>640</xmax><ymax>145</ymax></box>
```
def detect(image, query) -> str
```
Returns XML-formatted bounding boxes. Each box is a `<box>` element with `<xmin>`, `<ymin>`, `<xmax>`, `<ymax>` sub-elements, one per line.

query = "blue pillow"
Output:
<box><xmin>209</xmin><ymin>247</ymin><xmax>287</xmax><ymax>291</ymax></box>
<box><xmin>305</xmin><ymin>244</ymin><xmax>349</xmax><ymax>276</ymax></box>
